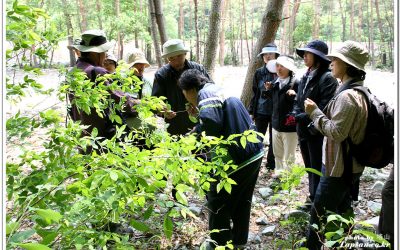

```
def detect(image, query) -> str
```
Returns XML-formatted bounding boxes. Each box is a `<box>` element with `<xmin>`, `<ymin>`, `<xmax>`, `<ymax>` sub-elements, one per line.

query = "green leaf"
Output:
<box><xmin>130</xmin><ymin>219</ymin><xmax>150</xmax><ymax>232</ymax></box>
<box><xmin>246</xmin><ymin>134</ymin><xmax>260</xmax><ymax>143</ymax></box>
<box><xmin>240</xmin><ymin>136</ymin><xmax>247</xmax><ymax>149</ymax></box>
<box><xmin>10</xmin><ymin>229</ymin><xmax>36</xmax><ymax>243</ymax></box>
<box><xmin>16</xmin><ymin>243</ymin><xmax>51</xmax><ymax>250</ymax></box>
<box><xmin>224</xmin><ymin>182</ymin><xmax>232</xmax><ymax>194</ymax></box>
<box><xmin>109</xmin><ymin>171</ymin><xmax>118</xmax><ymax>181</ymax></box>
<box><xmin>143</xmin><ymin>205</ymin><xmax>154</xmax><ymax>220</ymax></box>
<box><xmin>163</xmin><ymin>216</ymin><xmax>173</xmax><ymax>239</ymax></box>
<box><xmin>189</xmin><ymin>115</ymin><xmax>198</xmax><ymax>123</ymax></box>
<box><xmin>175</xmin><ymin>191</ymin><xmax>188</xmax><ymax>206</ymax></box>
<box><xmin>6</xmin><ymin>222</ymin><xmax>20</xmax><ymax>235</ymax></box>
<box><xmin>35</xmin><ymin>209</ymin><xmax>62</xmax><ymax>224</ymax></box>
<box><xmin>304</xmin><ymin>167</ymin><xmax>323</xmax><ymax>176</ymax></box>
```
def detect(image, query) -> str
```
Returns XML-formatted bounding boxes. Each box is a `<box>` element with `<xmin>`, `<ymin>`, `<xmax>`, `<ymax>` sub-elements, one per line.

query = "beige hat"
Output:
<box><xmin>73</xmin><ymin>30</ymin><xmax>115</xmax><ymax>53</ymax></box>
<box><xmin>161</xmin><ymin>39</ymin><xmax>189</xmax><ymax>58</ymax></box>
<box><xmin>127</xmin><ymin>48</ymin><xmax>150</xmax><ymax>68</ymax></box>
<box><xmin>276</xmin><ymin>55</ymin><xmax>297</xmax><ymax>73</ymax></box>
<box><xmin>327</xmin><ymin>40</ymin><xmax>369</xmax><ymax>72</ymax></box>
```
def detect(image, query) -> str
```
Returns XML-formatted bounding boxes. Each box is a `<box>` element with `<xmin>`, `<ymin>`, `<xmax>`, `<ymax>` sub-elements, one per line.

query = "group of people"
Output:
<box><xmin>67</xmin><ymin>29</ymin><xmax>393</xmax><ymax>249</ymax></box>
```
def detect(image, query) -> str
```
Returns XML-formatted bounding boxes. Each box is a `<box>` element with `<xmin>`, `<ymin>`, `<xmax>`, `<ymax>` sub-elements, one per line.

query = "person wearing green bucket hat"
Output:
<box><xmin>302</xmin><ymin>41</ymin><xmax>370</xmax><ymax>249</ymax></box>
<box><xmin>152</xmin><ymin>39</ymin><xmax>213</xmax><ymax>136</ymax></box>
<box><xmin>68</xmin><ymin>30</ymin><xmax>139</xmax><ymax>152</ymax></box>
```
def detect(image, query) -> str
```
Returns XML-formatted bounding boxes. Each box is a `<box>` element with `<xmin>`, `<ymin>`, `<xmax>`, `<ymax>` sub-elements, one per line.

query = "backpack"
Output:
<box><xmin>347</xmin><ymin>85</ymin><xmax>394</xmax><ymax>169</ymax></box>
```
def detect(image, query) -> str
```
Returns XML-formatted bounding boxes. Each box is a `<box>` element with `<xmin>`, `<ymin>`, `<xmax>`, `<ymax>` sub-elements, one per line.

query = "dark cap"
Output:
<box><xmin>296</xmin><ymin>40</ymin><xmax>330</xmax><ymax>62</ymax></box>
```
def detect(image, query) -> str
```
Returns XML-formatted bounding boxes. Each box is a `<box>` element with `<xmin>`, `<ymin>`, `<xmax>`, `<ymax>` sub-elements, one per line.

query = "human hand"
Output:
<box><xmin>163</xmin><ymin>110</ymin><xmax>176</xmax><ymax>119</ymax></box>
<box><xmin>286</xmin><ymin>89</ymin><xmax>296</xmax><ymax>96</ymax></box>
<box><xmin>185</xmin><ymin>103</ymin><xmax>199</xmax><ymax>116</ymax></box>
<box><xmin>264</xmin><ymin>81</ymin><xmax>272</xmax><ymax>89</ymax></box>
<box><xmin>304</xmin><ymin>98</ymin><xmax>317</xmax><ymax>115</ymax></box>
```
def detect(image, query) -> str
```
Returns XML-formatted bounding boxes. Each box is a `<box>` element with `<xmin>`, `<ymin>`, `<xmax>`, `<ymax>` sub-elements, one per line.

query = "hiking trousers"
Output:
<box><xmin>206</xmin><ymin>158</ymin><xmax>262</xmax><ymax>247</ymax></box>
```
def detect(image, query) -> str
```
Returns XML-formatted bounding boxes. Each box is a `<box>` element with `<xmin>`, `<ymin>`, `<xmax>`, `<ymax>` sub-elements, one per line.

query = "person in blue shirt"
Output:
<box><xmin>178</xmin><ymin>69</ymin><xmax>264</xmax><ymax>249</ymax></box>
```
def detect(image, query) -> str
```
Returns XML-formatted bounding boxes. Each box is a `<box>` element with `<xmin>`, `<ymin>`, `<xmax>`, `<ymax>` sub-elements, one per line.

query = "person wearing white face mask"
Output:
<box><xmin>264</xmin><ymin>55</ymin><xmax>299</xmax><ymax>178</ymax></box>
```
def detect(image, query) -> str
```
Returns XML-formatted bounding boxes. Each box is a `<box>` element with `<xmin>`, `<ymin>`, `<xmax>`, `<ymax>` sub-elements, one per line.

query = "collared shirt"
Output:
<box><xmin>277</xmin><ymin>77</ymin><xmax>290</xmax><ymax>89</ymax></box>
<box><xmin>309</xmin><ymin>79</ymin><xmax>368</xmax><ymax>177</ymax></box>
<box><xmin>303</xmin><ymin>68</ymin><xmax>318</xmax><ymax>94</ymax></box>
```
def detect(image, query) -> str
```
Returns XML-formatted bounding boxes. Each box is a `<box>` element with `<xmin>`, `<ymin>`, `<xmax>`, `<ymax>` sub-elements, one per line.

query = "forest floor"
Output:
<box><xmin>5</xmin><ymin>66</ymin><xmax>395</xmax><ymax>249</ymax></box>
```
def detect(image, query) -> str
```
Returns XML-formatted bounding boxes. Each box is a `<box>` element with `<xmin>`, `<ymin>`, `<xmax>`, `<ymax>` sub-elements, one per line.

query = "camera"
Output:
<box><xmin>307</xmin><ymin>122</ymin><xmax>320</xmax><ymax>135</ymax></box>
<box><xmin>261</xmin><ymin>90</ymin><xmax>270</xmax><ymax>99</ymax></box>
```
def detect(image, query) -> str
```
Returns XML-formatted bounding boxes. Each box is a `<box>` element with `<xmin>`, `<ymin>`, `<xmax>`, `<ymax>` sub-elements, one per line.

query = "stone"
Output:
<box><xmin>189</xmin><ymin>204</ymin><xmax>202</xmax><ymax>216</ymax></box>
<box><xmin>261</xmin><ymin>225</ymin><xmax>276</xmax><ymax>236</ymax></box>
<box><xmin>258</xmin><ymin>187</ymin><xmax>273</xmax><ymax>199</ymax></box>
<box><xmin>371</xmin><ymin>181</ymin><xmax>385</xmax><ymax>192</ymax></box>
<box><xmin>256</xmin><ymin>217</ymin><xmax>268</xmax><ymax>225</ymax></box>
<box><xmin>364</xmin><ymin>216</ymin><xmax>380</xmax><ymax>230</ymax></box>
<box><xmin>367</xmin><ymin>201</ymin><xmax>382</xmax><ymax>214</ymax></box>
<box><xmin>284</xmin><ymin>210</ymin><xmax>310</xmax><ymax>221</ymax></box>
<box><xmin>248</xmin><ymin>232</ymin><xmax>262</xmax><ymax>243</ymax></box>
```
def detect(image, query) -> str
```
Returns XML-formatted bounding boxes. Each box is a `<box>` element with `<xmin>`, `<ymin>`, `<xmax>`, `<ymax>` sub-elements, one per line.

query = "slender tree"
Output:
<box><xmin>338</xmin><ymin>0</ymin><xmax>347</xmax><ymax>41</ymax></box>
<box><xmin>374</xmin><ymin>0</ymin><xmax>386</xmax><ymax>65</ymax></box>
<box><xmin>194</xmin><ymin>0</ymin><xmax>200</xmax><ymax>62</ymax></box>
<box><xmin>218</xmin><ymin>0</ymin><xmax>227</xmax><ymax>66</ymax></box>
<box><xmin>178</xmin><ymin>0</ymin><xmax>184</xmax><ymax>39</ymax></box>
<box><xmin>288</xmin><ymin>0</ymin><xmax>301</xmax><ymax>55</ymax></box>
<box><xmin>148</xmin><ymin>0</ymin><xmax>162</xmax><ymax>67</ymax></box>
<box><xmin>312</xmin><ymin>0</ymin><xmax>321</xmax><ymax>39</ymax></box>
<box><xmin>77</xmin><ymin>0</ymin><xmax>88</xmax><ymax>32</ymax></box>
<box><xmin>368</xmin><ymin>0</ymin><xmax>375</xmax><ymax>67</ymax></box>
<box><xmin>240</xmin><ymin>0</ymin><xmax>285</xmax><ymax>106</ymax></box>
<box><xmin>153</xmin><ymin>0</ymin><xmax>168</xmax><ymax>45</ymax></box>
<box><xmin>62</xmin><ymin>0</ymin><xmax>76</xmax><ymax>66</ymax></box>
<box><xmin>242</xmin><ymin>0</ymin><xmax>251</xmax><ymax>63</ymax></box>
<box><xmin>350</xmin><ymin>0</ymin><xmax>355</xmax><ymax>39</ymax></box>
<box><xmin>203</xmin><ymin>0</ymin><xmax>223</xmax><ymax>77</ymax></box>
<box><xmin>96</xmin><ymin>0</ymin><xmax>102</xmax><ymax>30</ymax></box>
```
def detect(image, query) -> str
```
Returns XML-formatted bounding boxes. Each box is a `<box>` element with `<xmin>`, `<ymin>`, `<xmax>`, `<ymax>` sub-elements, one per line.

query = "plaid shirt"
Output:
<box><xmin>309</xmin><ymin>80</ymin><xmax>368</xmax><ymax>177</ymax></box>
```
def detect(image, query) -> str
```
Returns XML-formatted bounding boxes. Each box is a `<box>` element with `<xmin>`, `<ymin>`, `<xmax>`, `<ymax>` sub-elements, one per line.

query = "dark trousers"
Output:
<box><xmin>254</xmin><ymin>115</ymin><xmax>274</xmax><ymax>168</ymax></box>
<box><xmin>299</xmin><ymin>135</ymin><xmax>323</xmax><ymax>201</ymax></box>
<box><xmin>378</xmin><ymin>167</ymin><xmax>394</xmax><ymax>249</ymax></box>
<box><xmin>207</xmin><ymin>158</ymin><xmax>262</xmax><ymax>247</ymax></box>
<box><xmin>306</xmin><ymin>172</ymin><xmax>362</xmax><ymax>250</ymax></box>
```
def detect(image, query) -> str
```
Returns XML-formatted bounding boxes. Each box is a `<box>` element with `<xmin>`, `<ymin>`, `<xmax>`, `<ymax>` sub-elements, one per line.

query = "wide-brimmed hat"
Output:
<box><xmin>161</xmin><ymin>39</ymin><xmax>189</xmax><ymax>58</ymax></box>
<box><xmin>258</xmin><ymin>43</ymin><xmax>281</xmax><ymax>57</ymax></box>
<box><xmin>276</xmin><ymin>55</ymin><xmax>297</xmax><ymax>73</ymax></box>
<box><xmin>127</xmin><ymin>48</ymin><xmax>150</xmax><ymax>68</ymax></box>
<box><xmin>67</xmin><ymin>38</ymin><xmax>82</xmax><ymax>50</ymax></box>
<box><xmin>327</xmin><ymin>41</ymin><xmax>369</xmax><ymax>72</ymax></box>
<box><xmin>105</xmin><ymin>52</ymin><xmax>118</xmax><ymax>66</ymax></box>
<box><xmin>266</xmin><ymin>59</ymin><xmax>277</xmax><ymax>73</ymax></box>
<box><xmin>296</xmin><ymin>40</ymin><xmax>330</xmax><ymax>62</ymax></box>
<box><xmin>73</xmin><ymin>30</ymin><xmax>115</xmax><ymax>53</ymax></box>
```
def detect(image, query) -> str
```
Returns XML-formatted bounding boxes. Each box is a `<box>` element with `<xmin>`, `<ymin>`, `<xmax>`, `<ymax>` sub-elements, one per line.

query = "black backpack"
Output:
<box><xmin>347</xmin><ymin>85</ymin><xmax>394</xmax><ymax>169</ymax></box>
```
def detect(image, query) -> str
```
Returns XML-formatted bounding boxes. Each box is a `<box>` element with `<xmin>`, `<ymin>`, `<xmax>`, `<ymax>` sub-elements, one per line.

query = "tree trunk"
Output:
<box><xmin>218</xmin><ymin>0</ymin><xmax>227</xmax><ymax>66</ymax></box>
<box><xmin>239</xmin><ymin>6</ymin><xmax>243</xmax><ymax>66</ymax></box>
<box><xmin>178</xmin><ymin>0</ymin><xmax>184</xmax><ymax>39</ymax></box>
<box><xmin>62</xmin><ymin>0</ymin><xmax>76</xmax><ymax>66</ymax></box>
<box><xmin>374</xmin><ymin>0</ymin><xmax>386</xmax><ymax>65</ymax></box>
<box><xmin>115</xmin><ymin>0</ymin><xmax>123</xmax><ymax>59</ymax></box>
<box><xmin>194</xmin><ymin>0</ymin><xmax>200</xmax><ymax>62</ymax></box>
<box><xmin>96</xmin><ymin>0</ymin><xmax>103</xmax><ymax>30</ymax></box>
<box><xmin>203</xmin><ymin>0</ymin><xmax>223</xmax><ymax>77</ymax></box>
<box><xmin>153</xmin><ymin>0</ymin><xmax>168</xmax><ymax>45</ymax></box>
<box><xmin>288</xmin><ymin>0</ymin><xmax>301</xmax><ymax>55</ymax></box>
<box><xmin>281</xmin><ymin>0</ymin><xmax>290</xmax><ymax>54</ymax></box>
<box><xmin>369</xmin><ymin>0</ymin><xmax>375</xmax><ymax>67</ymax></box>
<box><xmin>358</xmin><ymin>0</ymin><xmax>364</xmax><ymax>41</ymax></box>
<box><xmin>338</xmin><ymin>0</ymin><xmax>346</xmax><ymax>41</ymax></box>
<box><xmin>312</xmin><ymin>0</ymin><xmax>320</xmax><ymax>39</ymax></box>
<box><xmin>240</xmin><ymin>0</ymin><xmax>285</xmax><ymax>106</ymax></box>
<box><xmin>77</xmin><ymin>0</ymin><xmax>87</xmax><ymax>32</ymax></box>
<box><xmin>148</xmin><ymin>0</ymin><xmax>162</xmax><ymax>67</ymax></box>
<box><xmin>349</xmin><ymin>0</ymin><xmax>354</xmax><ymax>40</ymax></box>
<box><xmin>242</xmin><ymin>0</ymin><xmax>251</xmax><ymax>64</ymax></box>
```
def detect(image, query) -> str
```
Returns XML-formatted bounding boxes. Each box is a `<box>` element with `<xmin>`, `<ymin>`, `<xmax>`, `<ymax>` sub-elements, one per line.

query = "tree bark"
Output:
<box><xmin>358</xmin><ymin>0</ymin><xmax>364</xmax><ymax>41</ymax></box>
<box><xmin>96</xmin><ymin>0</ymin><xmax>103</xmax><ymax>30</ymax></box>
<box><xmin>77</xmin><ymin>0</ymin><xmax>87</xmax><ymax>32</ymax></box>
<box><xmin>338</xmin><ymin>0</ymin><xmax>346</xmax><ymax>41</ymax></box>
<box><xmin>240</xmin><ymin>0</ymin><xmax>285</xmax><ymax>106</ymax></box>
<box><xmin>153</xmin><ymin>0</ymin><xmax>168</xmax><ymax>45</ymax></box>
<box><xmin>115</xmin><ymin>0</ymin><xmax>123</xmax><ymax>59</ymax></box>
<box><xmin>374</xmin><ymin>0</ymin><xmax>386</xmax><ymax>65</ymax></box>
<box><xmin>288</xmin><ymin>0</ymin><xmax>301</xmax><ymax>55</ymax></box>
<box><xmin>350</xmin><ymin>0</ymin><xmax>354</xmax><ymax>39</ymax></box>
<box><xmin>194</xmin><ymin>0</ymin><xmax>200</xmax><ymax>62</ymax></box>
<box><xmin>369</xmin><ymin>0</ymin><xmax>375</xmax><ymax>67</ymax></box>
<box><xmin>242</xmin><ymin>0</ymin><xmax>251</xmax><ymax>64</ymax></box>
<box><xmin>148</xmin><ymin>0</ymin><xmax>162</xmax><ymax>67</ymax></box>
<box><xmin>62</xmin><ymin>0</ymin><xmax>76</xmax><ymax>66</ymax></box>
<box><xmin>218</xmin><ymin>0</ymin><xmax>227</xmax><ymax>66</ymax></box>
<box><xmin>312</xmin><ymin>0</ymin><xmax>320</xmax><ymax>39</ymax></box>
<box><xmin>203</xmin><ymin>0</ymin><xmax>223</xmax><ymax>77</ymax></box>
<box><xmin>178</xmin><ymin>0</ymin><xmax>184</xmax><ymax>39</ymax></box>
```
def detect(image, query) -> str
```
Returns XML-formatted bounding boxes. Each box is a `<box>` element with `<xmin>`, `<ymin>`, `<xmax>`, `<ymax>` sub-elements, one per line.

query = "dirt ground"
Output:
<box><xmin>5</xmin><ymin>66</ymin><xmax>395</xmax><ymax>249</ymax></box>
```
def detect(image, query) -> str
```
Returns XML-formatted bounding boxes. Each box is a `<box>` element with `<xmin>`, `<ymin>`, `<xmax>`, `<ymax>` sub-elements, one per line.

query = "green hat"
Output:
<box><xmin>73</xmin><ymin>30</ymin><xmax>115</xmax><ymax>53</ymax></box>
<box><xmin>162</xmin><ymin>39</ymin><xmax>189</xmax><ymax>58</ymax></box>
<box><xmin>327</xmin><ymin>40</ymin><xmax>369</xmax><ymax>72</ymax></box>
<box><xmin>127</xmin><ymin>48</ymin><xmax>150</xmax><ymax>68</ymax></box>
